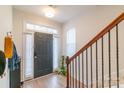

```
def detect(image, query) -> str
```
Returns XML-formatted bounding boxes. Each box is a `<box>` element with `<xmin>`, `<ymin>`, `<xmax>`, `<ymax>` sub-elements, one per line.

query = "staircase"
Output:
<box><xmin>66</xmin><ymin>12</ymin><xmax>124</xmax><ymax>88</ymax></box>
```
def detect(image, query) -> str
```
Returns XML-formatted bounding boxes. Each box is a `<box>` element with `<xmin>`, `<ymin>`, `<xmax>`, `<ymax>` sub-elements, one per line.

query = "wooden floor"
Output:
<box><xmin>23</xmin><ymin>73</ymin><xmax>66</xmax><ymax>88</ymax></box>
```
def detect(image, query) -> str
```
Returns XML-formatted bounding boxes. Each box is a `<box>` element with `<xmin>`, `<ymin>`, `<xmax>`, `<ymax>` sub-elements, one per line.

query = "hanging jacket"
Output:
<box><xmin>8</xmin><ymin>43</ymin><xmax>21</xmax><ymax>71</ymax></box>
<box><xmin>4</xmin><ymin>36</ymin><xmax>13</xmax><ymax>58</ymax></box>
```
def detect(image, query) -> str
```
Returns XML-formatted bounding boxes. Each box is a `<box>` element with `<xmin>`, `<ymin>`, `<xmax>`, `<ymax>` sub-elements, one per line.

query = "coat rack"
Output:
<box><xmin>7</xmin><ymin>31</ymin><xmax>12</xmax><ymax>37</ymax></box>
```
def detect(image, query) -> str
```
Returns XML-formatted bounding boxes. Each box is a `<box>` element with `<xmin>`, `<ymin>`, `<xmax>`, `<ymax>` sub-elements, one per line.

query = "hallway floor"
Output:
<box><xmin>23</xmin><ymin>73</ymin><xmax>66</xmax><ymax>88</ymax></box>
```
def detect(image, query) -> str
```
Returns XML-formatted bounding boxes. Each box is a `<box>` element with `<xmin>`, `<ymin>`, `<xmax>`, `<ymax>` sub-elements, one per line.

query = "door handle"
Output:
<box><xmin>34</xmin><ymin>56</ymin><xmax>37</xmax><ymax>58</ymax></box>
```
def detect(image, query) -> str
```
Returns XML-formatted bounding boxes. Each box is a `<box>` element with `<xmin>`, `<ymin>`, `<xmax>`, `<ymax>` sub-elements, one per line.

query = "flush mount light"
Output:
<box><xmin>43</xmin><ymin>6</ymin><xmax>55</xmax><ymax>18</ymax></box>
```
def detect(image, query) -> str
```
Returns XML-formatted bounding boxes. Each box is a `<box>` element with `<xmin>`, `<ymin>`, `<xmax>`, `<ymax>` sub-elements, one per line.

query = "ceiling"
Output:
<box><xmin>13</xmin><ymin>5</ymin><xmax>97</xmax><ymax>23</ymax></box>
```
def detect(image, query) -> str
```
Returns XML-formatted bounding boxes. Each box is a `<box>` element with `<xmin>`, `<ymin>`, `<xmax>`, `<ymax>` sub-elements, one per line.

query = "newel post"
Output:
<box><xmin>66</xmin><ymin>56</ymin><xmax>69</xmax><ymax>88</ymax></box>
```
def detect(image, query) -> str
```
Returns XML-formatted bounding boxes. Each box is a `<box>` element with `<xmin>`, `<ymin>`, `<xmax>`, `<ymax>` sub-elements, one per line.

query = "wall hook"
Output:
<box><xmin>7</xmin><ymin>31</ymin><xmax>12</xmax><ymax>37</ymax></box>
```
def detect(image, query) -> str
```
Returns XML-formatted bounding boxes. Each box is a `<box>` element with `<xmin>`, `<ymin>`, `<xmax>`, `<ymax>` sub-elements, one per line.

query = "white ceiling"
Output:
<box><xmin>13</xmin><ymin>5</ymin><xmax>97</xmax><ymax>23</ymax></box>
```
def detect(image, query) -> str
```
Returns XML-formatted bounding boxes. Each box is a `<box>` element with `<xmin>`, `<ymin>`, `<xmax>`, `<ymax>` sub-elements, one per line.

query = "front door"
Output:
<box><xmin>34</xmin><ymin>32</ymin><xmax>53</xmax><ymax>78</ymax></box>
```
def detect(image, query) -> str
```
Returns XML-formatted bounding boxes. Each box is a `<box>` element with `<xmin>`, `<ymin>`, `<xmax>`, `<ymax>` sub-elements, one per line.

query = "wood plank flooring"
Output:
<box><xmin>23</xmin><ymin>73</ymin><xmax>66</xmax><ymax>88</ymax></box>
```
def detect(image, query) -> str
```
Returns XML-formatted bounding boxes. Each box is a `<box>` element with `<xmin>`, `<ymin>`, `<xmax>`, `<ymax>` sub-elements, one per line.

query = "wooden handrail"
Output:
<box><xmin>69</xmin><ymin>12</ymin><xmax>124</xmax><ymax>62</ymax></box>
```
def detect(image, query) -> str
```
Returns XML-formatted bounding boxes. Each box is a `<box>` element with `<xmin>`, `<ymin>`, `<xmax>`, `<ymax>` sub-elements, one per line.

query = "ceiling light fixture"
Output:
<box><xmin>43</xmin><ymin>6</ymin><xmax>55</xmax><ymax>18</ymax></box>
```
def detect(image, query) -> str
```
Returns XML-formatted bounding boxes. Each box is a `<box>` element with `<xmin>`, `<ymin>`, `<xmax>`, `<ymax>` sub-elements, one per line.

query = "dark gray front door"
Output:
<box><xmin>34</xmin><ymin>32</ymin><xmax>53</xmax><ymax>78</ymax></box>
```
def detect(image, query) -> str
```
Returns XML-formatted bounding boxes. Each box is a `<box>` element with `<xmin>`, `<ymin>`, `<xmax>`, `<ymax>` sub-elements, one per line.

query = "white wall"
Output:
<box><xmin>13</xmin><ymin>8</ymin><xmax>62</xmax><ymax>82</ymax></box>
<box><xmin>0</xmin><ymin>6</ymin><xmax>12</xmax><ymax>88</ymax></box>
<box><xmin>62</xmin><ymin>5</ymin><xmax>124</xmax><ymax>55</ymax></box>
<box><xmin>62</xmin><ymin>5</ymin><xmax>124</xmax><ymax>86</ymax></box>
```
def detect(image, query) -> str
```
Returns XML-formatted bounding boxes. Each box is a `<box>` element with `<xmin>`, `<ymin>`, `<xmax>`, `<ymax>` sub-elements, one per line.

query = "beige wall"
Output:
<box><xmin>13</xmin><ymin>8</ymin><xmax>62</xmax><ymax>81</ymax></box>
<box><xmin>62</xmin><ymin>5</ymin><xmax>124</xmax><ymax>85</ymax></box>
<box><xmin>0</xmin><ymin>6</ymin><xmax>12</xmax><ymax>88</ymax></box>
